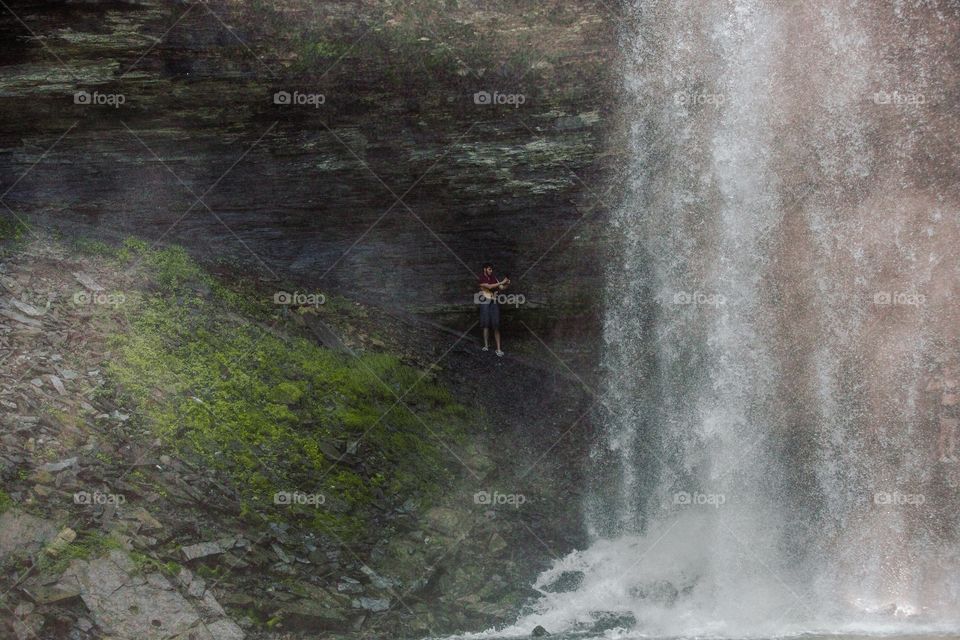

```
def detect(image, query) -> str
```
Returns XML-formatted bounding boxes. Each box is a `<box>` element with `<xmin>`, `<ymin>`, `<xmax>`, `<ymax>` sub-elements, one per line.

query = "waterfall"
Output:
<box><xmin>464</xmin><ymin>1</ymin><xmax>960</xmax><ymax>637</ymax></box>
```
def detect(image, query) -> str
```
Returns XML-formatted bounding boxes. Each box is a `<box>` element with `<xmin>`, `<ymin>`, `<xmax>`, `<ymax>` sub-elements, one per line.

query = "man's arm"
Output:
<box><xmin>479</xmin><ymin>278</ymin><xmax>510</xmax><ymax>291</ymax></box>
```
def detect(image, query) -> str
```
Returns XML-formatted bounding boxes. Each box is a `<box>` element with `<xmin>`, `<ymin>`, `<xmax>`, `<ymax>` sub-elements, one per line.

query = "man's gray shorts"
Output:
<box><xmin>479</xmin><ymin>301</ymin><xmax>500</xmax><ymax>329</ymax></box>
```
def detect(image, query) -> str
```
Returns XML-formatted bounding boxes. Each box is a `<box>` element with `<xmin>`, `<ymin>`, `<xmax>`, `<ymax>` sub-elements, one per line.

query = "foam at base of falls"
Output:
<box><xmin>447</xmin><ymin>515</ymin><xmax>960</xmax><ymax>639</ymax></box>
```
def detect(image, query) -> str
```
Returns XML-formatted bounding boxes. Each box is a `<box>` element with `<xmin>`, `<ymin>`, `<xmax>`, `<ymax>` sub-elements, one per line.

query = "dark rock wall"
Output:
<box><xmin>0</xmin><ymin>0</ymin><xmax>621</xmax><ymax>363</ymax></box>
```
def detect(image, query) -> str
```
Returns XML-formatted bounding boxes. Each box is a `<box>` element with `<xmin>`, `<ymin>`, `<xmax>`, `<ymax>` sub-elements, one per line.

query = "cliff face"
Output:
<box><xmin>0</xmin><ymin>0</ymin><xmax>620</xmax><ymax>362</ymax></box>
<box><xmin>0</xmin><ymin>5</ymin><xmax>617</xmax><ymax>635</ymax></box>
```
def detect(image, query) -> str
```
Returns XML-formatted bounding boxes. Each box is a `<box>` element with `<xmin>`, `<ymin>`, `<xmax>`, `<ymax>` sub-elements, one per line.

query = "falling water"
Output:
<box><xmin>456</xmin><ymin>1</ymin><xmax>960</xmax><ymax>638</ymax></box>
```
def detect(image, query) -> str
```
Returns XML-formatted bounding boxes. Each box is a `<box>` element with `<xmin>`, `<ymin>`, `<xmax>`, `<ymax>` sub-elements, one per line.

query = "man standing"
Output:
<box><xmin>477</xmin><ymin>263</ymin><xmax>510</xmax><ymax>357</ymax></box>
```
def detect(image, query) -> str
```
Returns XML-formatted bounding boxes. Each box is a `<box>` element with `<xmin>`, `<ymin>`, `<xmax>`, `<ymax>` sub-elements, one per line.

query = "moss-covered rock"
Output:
<box><xmin>103</xmin><ymin>241</ymin><xmax>470</xmax><ymax>541</ymax></box>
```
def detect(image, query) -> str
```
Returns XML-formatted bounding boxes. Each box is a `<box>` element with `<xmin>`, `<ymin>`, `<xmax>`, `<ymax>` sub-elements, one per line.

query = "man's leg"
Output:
<box><xmin>480</xmin><ymin>302</ymin><xmax>490</xmax><ymax>350</ymax></box>
<box><xmin>492</xmin><ymin>303</ymin><xmax>502</xmax><ymax>354</ymax></box>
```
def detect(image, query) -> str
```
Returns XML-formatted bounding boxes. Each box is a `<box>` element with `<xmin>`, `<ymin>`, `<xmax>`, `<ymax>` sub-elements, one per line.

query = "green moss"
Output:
<box><xmin>106</xmin><ymin>243</ymin><xmax>467</xmax><ymax>541</ymax></box>
<box><xmin>108</xmin><ymin>241</ymin><xmax>275</xmax><ymax>321</ymax></box>
<box><xmin>0</xmin><ymin>489</ymin><xmax>13</xmax><ymax>514</ymax></box>
<box><xmin>38</xmin><ymin>531</ymin><xmax>125</xmax><ymax>575</ymax></box>
<box><xmin>269</xmin><ymin>381</ymin><xmax>306</xmax><ymax>406</ymax></box>
<box><xmin>129</xmin><ymin>550</ymin><xmax>178</xmax><ymax>576</ymax></box>
<box><xmin>116</xmin><ymin>236</ymin><xmax>149</xmax><ymax>262</ymax></box>
<box><xmin>194</xmin><ymin>563</ymin><xmax>224</xmax><ymax>580</ymax></box>
<box><xmin>144</xmin><ymin>245</ymin><xmax>208</xmax><ymax>292</ymax></box>
<box><xmin>296</xmin><ymin>38</ymin><xmax>353</xmax><ymax>66</ymax></box>
<box><xmin>73</xmin><ymin>237</ymin><xmax>117</xmax><ymax>257</ymax></box>
<box><xmin>265</xmin><ymin>615</ymin><xmax>282</xmax><ymax>629</ymax></box>
<box><xmin>72</xmin><ymin>235</ymin><xmax>153</xmax><ymax>265</ymax></box>
<box><xmin>0</xmin><ymin>216</ymin><xmax>29</xmax><ymax>248</ymax></box>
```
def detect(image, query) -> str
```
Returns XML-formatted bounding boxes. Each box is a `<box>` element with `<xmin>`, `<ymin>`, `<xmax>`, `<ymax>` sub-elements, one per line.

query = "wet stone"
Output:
<box><xmin>542</xmin><ymin>570</ymin><xmax>584</xmax><ymax>593</ymax></box>
<box><xmin>354</xmin><ymin>596</ymin><xmax>390</xmax><ymax>612</ymax></box>
<box><xmin>181</xmin><ymin>540</ymin><xmax>226</xmax><ymax>561</ymax></box>
<box><xmin>337</xmin><ymin>576</ymin><xmax>363</xmax><ymax>594</ymax></box>
<box><xmin>206</xmin><ymin>618</ymin><xmax>245</xmax><ymax>640</ymax></box>
<box><xmin>11</xmin><ymin>300</ymin><xmax>44</xmax><ymax>316</ymax></box>
<box><xmin>40</xmin><ymin>456</ymin><xmax>77</xmax><ymax>472</ymax></box>
<box><xmin>72</xmin><ymin>272</ymin><xmax>103</xmax><ymax>292</ymax></box>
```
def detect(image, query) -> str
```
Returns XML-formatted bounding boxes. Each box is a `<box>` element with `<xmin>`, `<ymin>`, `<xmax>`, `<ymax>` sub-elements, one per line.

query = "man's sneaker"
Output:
<box><xmin>482</xmin><ymin>346</ymin><xmax>489</xmax><ymax>352</ymax></box>
<box><xmin>495</xmin><ymin>350</ymin><xmax>504</xmax><ymax>357</ymax></box>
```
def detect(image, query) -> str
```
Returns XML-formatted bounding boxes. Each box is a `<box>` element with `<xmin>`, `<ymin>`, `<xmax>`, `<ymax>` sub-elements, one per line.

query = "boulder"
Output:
<box><xmin>181</xmin><ymin>540</ymin><xmax>227</xmax><ymax>561</ymax></box>
<box><xmin>59</xmin><ymin>549</ymin><xmax>245</xmax><ymax>639</ymax></box>
<box><xmin>61</xmin><ymin>550</ymin><xmax>202</xmax><ymax>639</ymax></box>
<box><xmin>0</xmin><ymin>510</ymin><xmax>59</xmax><ymax>562</ymax></box>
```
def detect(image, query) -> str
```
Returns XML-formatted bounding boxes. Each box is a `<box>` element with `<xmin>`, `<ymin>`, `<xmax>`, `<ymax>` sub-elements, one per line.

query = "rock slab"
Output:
<box><xmin>60</xmin><ymin>549</ymin><xmax>245</xmax><ymax>640</ymax></box>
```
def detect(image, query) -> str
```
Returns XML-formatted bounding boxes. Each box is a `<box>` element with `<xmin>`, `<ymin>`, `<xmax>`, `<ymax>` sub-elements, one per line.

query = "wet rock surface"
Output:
<box><xmin>541</xmin><ymin>570</ymin><xmax>584</xmax><ymax>594</ymax></box>
<box><xmin>0</xmin><ymin>510</ymin><xmax>60</xmax><ymax>561</ymax></box>
<box><xmin>63</xmin><ymin>550</ymin><xmax>202</xmax><ymax>638</ymax></box>
<box><xmin>58</xmin><ymin>547</ymin><xmax>248</xmax><ymax>639</ymax></box>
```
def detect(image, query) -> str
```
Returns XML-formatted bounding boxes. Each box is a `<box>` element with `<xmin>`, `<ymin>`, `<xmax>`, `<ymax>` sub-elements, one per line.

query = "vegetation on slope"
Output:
<box><xmin>84</xmin><ymin>238</ymin><xmax>468</xmax><ymax>540</ymax></box>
